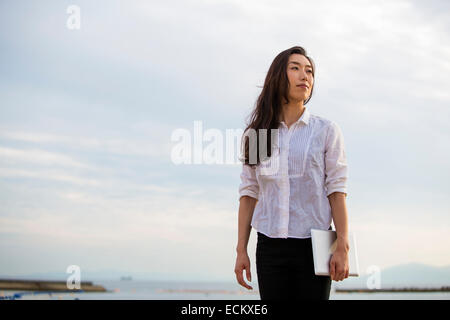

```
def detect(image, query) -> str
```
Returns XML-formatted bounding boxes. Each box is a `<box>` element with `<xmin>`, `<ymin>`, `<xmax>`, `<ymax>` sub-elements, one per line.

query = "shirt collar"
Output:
<box><xmin>280</xmin><ymin>107</ymin><xmax>310</xmax><ymax>127</ymax></box>
<box><xmin>297</xmin><ymin>107</ymin><xmax>310</xmax><ymax>125</ymax></box>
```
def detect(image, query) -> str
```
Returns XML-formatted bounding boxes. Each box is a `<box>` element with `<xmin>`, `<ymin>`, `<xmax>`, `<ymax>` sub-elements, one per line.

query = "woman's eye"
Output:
<box><xmin>290</xmin><ymin>67</ymin><xmax>312</xmax><ymax>74</ymax></box>
<box><xmin>291</xmin><ymin>67</ymin><xmax>312</xmax><ymax>73</ymax></box>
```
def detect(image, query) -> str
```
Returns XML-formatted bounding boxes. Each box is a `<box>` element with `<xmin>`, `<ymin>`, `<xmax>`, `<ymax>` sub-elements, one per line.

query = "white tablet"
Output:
<box><xmin>311</xmin><ymin>229</ymin><xmax>360</xmax><ymax>277</ymax></box>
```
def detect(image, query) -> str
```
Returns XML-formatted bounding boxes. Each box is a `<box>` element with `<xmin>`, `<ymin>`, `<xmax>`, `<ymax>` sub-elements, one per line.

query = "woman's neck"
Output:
<box><xmin>281</xmin><ymin>101</ymin><xmax>305</xmax><ymax>128</ymax></box>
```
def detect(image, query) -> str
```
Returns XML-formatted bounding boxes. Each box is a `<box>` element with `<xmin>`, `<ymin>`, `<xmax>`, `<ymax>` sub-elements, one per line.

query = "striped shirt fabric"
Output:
<box><xmin>238</xmin><ymin>107</ymin><xmax>348</xmax><ymax>239</ymax></box>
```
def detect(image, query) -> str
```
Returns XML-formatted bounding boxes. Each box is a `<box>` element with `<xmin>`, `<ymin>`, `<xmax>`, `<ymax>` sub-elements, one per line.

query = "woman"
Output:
<box><xmin>234</xmin><ymin>46</ymin><xmax>350</xmax><ymax>300</ymax></box>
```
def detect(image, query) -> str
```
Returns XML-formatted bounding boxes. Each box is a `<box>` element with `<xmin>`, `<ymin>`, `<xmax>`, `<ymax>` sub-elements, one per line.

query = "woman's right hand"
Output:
<box><xmin>234</xmin><ymin>251</ymin><xmax>253</xmax><ymax>290</ymax></box>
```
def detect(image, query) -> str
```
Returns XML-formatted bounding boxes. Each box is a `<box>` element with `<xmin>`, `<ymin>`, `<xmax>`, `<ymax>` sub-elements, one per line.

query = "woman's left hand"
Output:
<box><xmin>329</xmin><ymin>248</ymin><xmax>349</xmax><ymax>281</ymax></box>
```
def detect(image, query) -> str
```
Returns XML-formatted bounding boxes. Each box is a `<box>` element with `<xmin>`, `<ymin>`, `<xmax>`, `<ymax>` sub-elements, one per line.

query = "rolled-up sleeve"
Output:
<box><xmin>238</xmin><ymin>163</ymin><xmax>260</xmax><ymax>201</ymax></box>
<box><xmin>324</xmin><ymin>121</ymin><xmax>348</xmax><ymax>197</ymax></box>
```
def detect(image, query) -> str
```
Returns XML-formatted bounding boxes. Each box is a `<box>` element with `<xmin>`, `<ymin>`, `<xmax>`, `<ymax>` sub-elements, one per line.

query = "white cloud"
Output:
<box><xmin>0</xmin><ymin>125</ymin><xmax>173</xmax><ymax>159</ymax></box>
<box><xmin>352</xmin><ymin>219</ymin><xmax>450</xmax><ymax>270</ymax></box>
<box><xmin>0</xmin><ymin>146</ymin><xmax>90</xmax><ymax>168</ymax></box>
<box><xmin>0</xmin><ymin>167</ymin><xmax>102</xmax><ymax>186</ymax></box>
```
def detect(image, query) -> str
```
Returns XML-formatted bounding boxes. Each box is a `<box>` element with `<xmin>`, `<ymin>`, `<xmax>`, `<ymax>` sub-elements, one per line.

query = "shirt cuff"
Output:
<box><xmin>326</xmin><ymin>187</ymin><xmax>347</xmax><ymax>197</ymax></box>
<box><xmin>239</xmin><ymin>191</ymin><xmax>259</xmax><ymax>201</ymax></box>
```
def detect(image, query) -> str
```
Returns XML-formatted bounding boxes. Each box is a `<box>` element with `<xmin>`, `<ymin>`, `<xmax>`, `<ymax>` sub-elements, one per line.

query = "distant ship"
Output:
<box><xmin>120</xmin><ymin>276</ymin><xmax>132</xmax><ymax>281</ymax></box>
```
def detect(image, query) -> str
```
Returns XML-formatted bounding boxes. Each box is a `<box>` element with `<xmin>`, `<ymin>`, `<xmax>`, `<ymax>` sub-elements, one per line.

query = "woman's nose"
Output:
<box><xmin>300</xmin><ymin>70</ymin><xmax>308</xmax><ymax>80</ymax></box>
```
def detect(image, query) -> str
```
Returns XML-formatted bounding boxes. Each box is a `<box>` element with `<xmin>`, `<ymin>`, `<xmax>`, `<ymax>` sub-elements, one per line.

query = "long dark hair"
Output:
<box><xmin>240</xmin><ymin>46</ymin><xmax>316</xmax><ymax>167</ymax></box>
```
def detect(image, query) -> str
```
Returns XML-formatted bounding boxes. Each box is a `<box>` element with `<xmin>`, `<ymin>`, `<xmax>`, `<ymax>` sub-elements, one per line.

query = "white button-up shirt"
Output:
<box><xmin>238</xmin><ymin>107</ymin><xmax>348</xmax><ymax>239</ymax></box>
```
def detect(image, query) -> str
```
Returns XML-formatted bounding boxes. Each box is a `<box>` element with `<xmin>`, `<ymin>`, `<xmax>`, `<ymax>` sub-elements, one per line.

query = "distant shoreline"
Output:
<box><xmin>0</xmin><ymin>279</ymin><xmax>106</xmax><ymax>292</ymax></box>
<box><xmin>335</xmin><ymin>287</ymin><xmax>450</xmax><ymax>293</ymax></box>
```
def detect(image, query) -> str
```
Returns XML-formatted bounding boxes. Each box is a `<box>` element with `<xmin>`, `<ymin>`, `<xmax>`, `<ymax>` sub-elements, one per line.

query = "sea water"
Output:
<box><xmin>2</xmin><ymin>280</ymin><xmax>449</xmax><ymax>300</ymax></box>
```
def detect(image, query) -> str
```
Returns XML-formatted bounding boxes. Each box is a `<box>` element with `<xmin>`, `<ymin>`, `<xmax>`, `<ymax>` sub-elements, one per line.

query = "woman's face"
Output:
<box><xmin>286</xmin><ymin>53</ymin><xmax>314</xmax><ymax>103</ymax></box>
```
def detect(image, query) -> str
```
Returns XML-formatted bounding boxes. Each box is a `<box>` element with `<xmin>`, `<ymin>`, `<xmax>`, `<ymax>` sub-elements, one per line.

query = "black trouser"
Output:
<box><xmin>256</xmin><ymin>230</ymin><xmax>332</xmax><ymax>300</ymax></box>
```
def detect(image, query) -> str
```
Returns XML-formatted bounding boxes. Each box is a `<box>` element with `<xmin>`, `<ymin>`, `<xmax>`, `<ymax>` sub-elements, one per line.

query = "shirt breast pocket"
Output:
<box><xmin>308</xmin><ymin>145</ymin><xmax>325</xmax><ymax>175</ymax></box>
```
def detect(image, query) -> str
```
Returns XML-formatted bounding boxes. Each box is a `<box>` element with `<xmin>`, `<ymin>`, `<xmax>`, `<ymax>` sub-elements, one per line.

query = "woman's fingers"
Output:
<box><xmin>330</xmin><ymin>254</ymin><xmax>350</xmax><ymax>281</ymax></box>
<box><xmin>336</xmin><ymin>264</ymin><xmax>350</xmax><ymax>281</ymax></box>
<box><xmin>329</xmin><ymin>259</ymin><xmax>336</xmax><ymax>281</ymax></box>
<box><xmin>337</xmin><ymin>268</ymin><xmax>345</xmax><ymax>281</ymax></box>
<box><xmin>335</xmin><ymin>264</ymin><xmax>345</xmax><ymax>281</ymax></box>
<box><xmin>236</xmin><ymin>270</ymin><xmax>252</xmax><ymax>290</ymax></box>
<box><xmin>235</xmin><ymin>266</ymin><xmax>253</xmax><ymax>290</ymax></box>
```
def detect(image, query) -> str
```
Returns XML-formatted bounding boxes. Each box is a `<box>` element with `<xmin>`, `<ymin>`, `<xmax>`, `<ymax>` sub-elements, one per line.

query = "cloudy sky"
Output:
<box><xmin>0</xmin><ymin>0</ymin><xmax>449</xmax><ymax>282</ymax></box>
